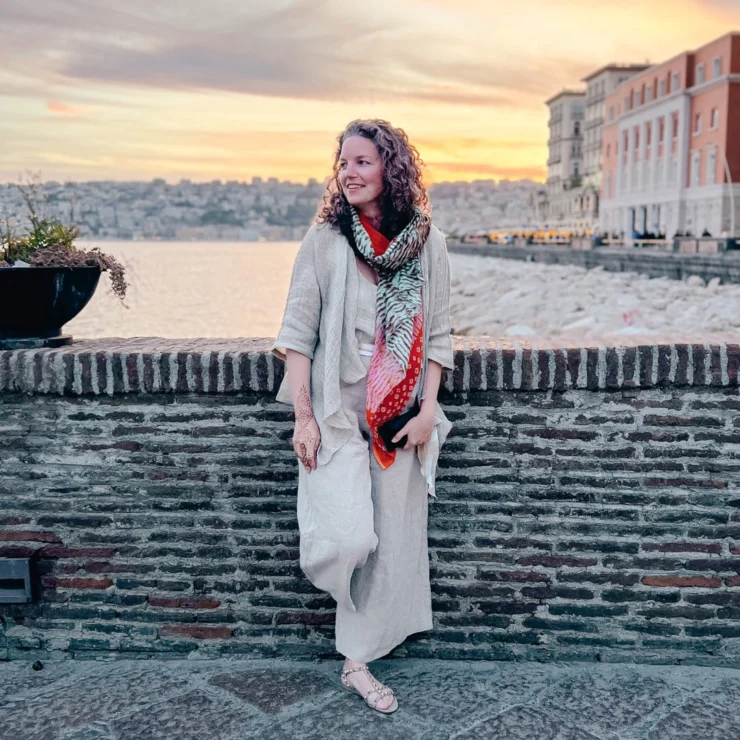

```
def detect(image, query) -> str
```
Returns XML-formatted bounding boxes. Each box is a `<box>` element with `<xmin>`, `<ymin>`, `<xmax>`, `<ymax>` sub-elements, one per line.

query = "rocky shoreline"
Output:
<box><xmin>448</xmin><ymin>253</ymin><xmax>740</xmax><ymax>344</ymax></box>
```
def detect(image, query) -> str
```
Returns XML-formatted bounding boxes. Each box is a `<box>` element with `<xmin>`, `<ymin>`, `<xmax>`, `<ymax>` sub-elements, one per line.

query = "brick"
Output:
<box><xmin>147</xmin><ymin>597</ymin><xmax>221</xmax><ymax>609</ymax></box>
<box><xmin>641</xmin><ymin>542</ymin><xmax>722</xmax><ymax>554</ymax></box>
<box><xmin>477</xmin><ymin>569</ymin><xmax>550</xmax><ymax>583</ymax></box>
<box><xmin>516</xmin><ymin>555</ymin><xmax>598</xmax><ymax>568</ymax></box>
<box><xmin>641</xmin><ymin>575</ymin><xmax>722</xmax><ymax>588</ymax></box>
<box><xmin>637</xmin><ymin>606</ymin><xmax>716</xmax><ymax>620</ymax></box>
<box><xmin>39</xmin><ymin>546</ymin><xmax>117</xmax><ymax>559</ymax></box>
<box><xmin>159</xmin><ymin>625</ymin><xmax>234</xmax><ymax>639</ymax></box>
<box><xmin>0</xmin><ymin>530</ymin><xmax>62</xmax><ymax>543</ymax></box>
<box><xmin>521</xmin><ymin>617</ymin><xmax>598</xmax><ymax>632</ymax></box>
<box><xmin>547</xmin><ymin>604</ymin><xmax>628</xmax><ymax>618</ymax></box>
<box><xmin>622</xmin><ymin>622</ymin><xmax>678</xmax><ymax>638</ymax></box>
<box><xmin>53</xmin><ymin>578</ymin><xmax>114</xmax><ymax>590</ymax></box>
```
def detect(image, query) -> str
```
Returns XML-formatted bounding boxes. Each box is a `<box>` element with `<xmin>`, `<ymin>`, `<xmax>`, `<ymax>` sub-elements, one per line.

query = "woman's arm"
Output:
<box><xmin>420</xmin><ymin>360</ymin><xmax>442</xmax><ymax>418</ymax></box>
<box><xmin>273</xmin><ymin>228</ymin><xmax>321</xmax><ymax>361</ymax></box>
<box><xmin>426</xmin><ymin>231</ymin><xmax>454</xmax><ymax>370</ymax></box>
<box><xmin>286</xmin><ymin>349</ymin><xmax>320</xmax><ymax>473</ymax></box>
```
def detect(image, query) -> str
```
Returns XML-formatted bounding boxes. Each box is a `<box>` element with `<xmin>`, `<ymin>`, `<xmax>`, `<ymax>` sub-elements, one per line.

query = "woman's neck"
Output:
<box><xmin>357</xmin><ymin>203</ymin><xmax>382</xmax><ymax>232</ymax></box>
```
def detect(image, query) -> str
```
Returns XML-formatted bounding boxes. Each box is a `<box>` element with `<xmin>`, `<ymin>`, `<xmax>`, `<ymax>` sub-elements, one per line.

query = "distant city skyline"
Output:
<box><xmin>0</xmin><ymin>176</ymin><xmax>541</xmax><ymax>242</ymax></box>
<box><xmin>2</xmin><ymin>0</ymin><xmax>739</xmax><ymax>184</ymax></box>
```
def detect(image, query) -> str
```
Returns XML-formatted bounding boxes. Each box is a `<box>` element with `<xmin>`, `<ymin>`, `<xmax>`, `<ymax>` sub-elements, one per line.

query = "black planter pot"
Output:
<box><xmin>0</xmin><ymin>266</ymin><xmax>101</xmax><ymax>348</ymax></box>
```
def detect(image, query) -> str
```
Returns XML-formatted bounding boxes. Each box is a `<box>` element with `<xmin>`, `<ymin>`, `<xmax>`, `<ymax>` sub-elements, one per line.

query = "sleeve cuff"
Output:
<box><xmin>271</xmin><ymin>340</ymin><xmax>315</xmax><ymax>361</ymax></box>
<box><xmin>427</xmin><ymin>344</ymin><xmax>454</xmax><ymax>371</ymax></box>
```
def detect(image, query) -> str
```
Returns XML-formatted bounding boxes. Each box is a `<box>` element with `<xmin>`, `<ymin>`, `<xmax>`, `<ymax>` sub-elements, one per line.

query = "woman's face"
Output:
<box><xmin>338</xmin><ymin>135</ymin><xmax>384</xmax><ymax>213</ymax></box>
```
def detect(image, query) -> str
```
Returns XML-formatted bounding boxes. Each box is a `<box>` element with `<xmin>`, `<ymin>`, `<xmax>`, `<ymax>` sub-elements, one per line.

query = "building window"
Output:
<box><xmin>713</xmin><ymin>56</ymin><xmax>722</xmax><ymax>78</ymax></box>
<box><xmin>646</xmin><ymin>122</ymin><xmax>652</xmax><ymax>146</ymax></box>
<box><xmin>658</xmin><ymin>117</ymin><xmax>665</xmax><ymax>143</ymax></box>
<box><xmin>711</xmin><ymin>108</ymin><xmax>719</xmax><ymax>130</ymax></box>
<box><xmin>672</xmin><ymin>113</ymin><xmax>679</xmax><ymax>139</ymax></box>
<box><xmin>708</xmin><ymin>148</ymin><xmax>717</xmax><ymax>185</ymax></box>
<box><xmin>608</xmin><ymin>106</ymin><xmax>615</xmax><ymax>121</ymax></box>
<box><xmin>672</xmin><ymin>72</ymin><xmax>680</xmax><ymax>92</ymax></box>
<box><xmin>574</xmin><ymin>121</ymin><xmax>581</xmax><ymax>135</ymax></box>
<box><xmin>633</xmin><ymin>89</ymin><xmax>641</xmax><ymax>107</ymax></box>
<box><xmin>659</xmin><ymin>79</ymin><xmax>666</xmax><ymax>97</ymax></box>
<box><xmin>696</xmin><ymin>63</ymin><xmax>705</xmax><ymax>85</ymax></box>
<box><xmin>694</xmin><ymin>113</ymin><xmax>702</xmax><ymax>135</ymax></box>
<box><xmin>691</xmin><ymin>151</ymin><xmax>701</xmax><ymax>186</ymax></box>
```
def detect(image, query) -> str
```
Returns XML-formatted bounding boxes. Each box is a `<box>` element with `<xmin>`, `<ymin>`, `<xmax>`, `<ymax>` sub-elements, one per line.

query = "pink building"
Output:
<box><xmin>600</xmin><ymin>32</ymin><xmax>740</xmax><ymax>239</ymax></box>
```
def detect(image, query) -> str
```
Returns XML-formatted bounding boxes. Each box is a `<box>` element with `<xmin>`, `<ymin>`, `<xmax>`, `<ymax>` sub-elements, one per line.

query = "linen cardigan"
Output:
<box><xmin>271</xmin><ymin>220</ymin><xmax>454</xmax><ymax>478</ymax></box>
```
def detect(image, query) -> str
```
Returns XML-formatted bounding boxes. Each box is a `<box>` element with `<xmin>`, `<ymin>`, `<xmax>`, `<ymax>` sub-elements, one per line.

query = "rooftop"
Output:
<box><xmin>581</xmin><ymin>63</ymin><xmax>651</xmax><ymax>83</ymax></box>
<box><xmin>545</xmin><ymin>88</ymin><xmax>586</xmax><ymax>106</ymax></box>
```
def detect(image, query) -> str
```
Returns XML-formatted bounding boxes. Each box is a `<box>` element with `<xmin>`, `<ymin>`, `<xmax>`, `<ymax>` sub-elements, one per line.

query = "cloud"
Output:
<box><xmin>47</xmin><ymin>102</ymin><xmax>80</xmax><ymax>116</ymax></box>
<box><xmin>0</xmin><ymin>0</ymin><xmax>593</xmax><ymax>108</ymax></box>
<box><xmin>427</xmin><ymin>161</ymin><xmax>546</xmax><ymax>179</ymax></box>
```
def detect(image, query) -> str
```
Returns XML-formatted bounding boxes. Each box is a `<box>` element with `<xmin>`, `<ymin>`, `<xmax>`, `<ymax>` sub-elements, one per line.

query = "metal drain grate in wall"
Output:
<box><xmin>0</xmin><ymin>558</ymin><xmax>33</xmax><ymax>603</ymax></box>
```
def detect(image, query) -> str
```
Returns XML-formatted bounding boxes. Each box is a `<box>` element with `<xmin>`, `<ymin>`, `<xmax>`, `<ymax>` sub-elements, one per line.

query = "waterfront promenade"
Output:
<box><xmin>446</xmin><ymin>242</ymin><xmax>740</xmax><ymax>285</ymax></box>
<box><xmin>2</xmin><ymin>656</ymin><xmax>740</xmax><ymax>739</ymax></box>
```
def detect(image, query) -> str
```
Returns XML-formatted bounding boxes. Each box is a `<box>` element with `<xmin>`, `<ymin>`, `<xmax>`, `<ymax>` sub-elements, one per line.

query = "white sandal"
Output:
<box><xmin>340</xmin><ymin>664</ymin><xmax>399</xmax><ymax>714</ymax></box>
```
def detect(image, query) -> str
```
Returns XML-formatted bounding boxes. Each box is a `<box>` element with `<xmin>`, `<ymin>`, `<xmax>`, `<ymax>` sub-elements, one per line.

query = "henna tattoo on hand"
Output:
<box><xmin>295</xmin><ymin>383</ymin><xmax>319</xmax><ymax>467</ymax></box>
<box><xmin>295</xmin><ymin>384</ymin><xmax>314</xmax><ymax>430</ymax></box>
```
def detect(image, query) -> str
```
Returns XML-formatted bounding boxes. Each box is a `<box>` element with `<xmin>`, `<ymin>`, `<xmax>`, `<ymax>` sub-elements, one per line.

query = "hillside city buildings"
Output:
<box><xmin>544</xmin><ymin>31</ymin><xmax>740</xmax><ymax>240</ymax></box>
<box><xmin>0</xmin><ymin>178</ymin><xmax>541</xmax><ymax>242</ymax></box>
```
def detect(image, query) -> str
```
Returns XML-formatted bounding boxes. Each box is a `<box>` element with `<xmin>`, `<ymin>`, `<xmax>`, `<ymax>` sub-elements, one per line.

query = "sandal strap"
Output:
<box><xmin>365</xmin><ymin>686</ymin><xmax>395</xmax><ymax>708</ymax></box>
<box><xmin>341</xmin><ymin>664</ymin><xmax>396</xmax><ymax>709</ymax></box>
<box><xmin>341</xmin><ymin>665</ymin><xmax>370</xmax><ymax>677</ymax></box>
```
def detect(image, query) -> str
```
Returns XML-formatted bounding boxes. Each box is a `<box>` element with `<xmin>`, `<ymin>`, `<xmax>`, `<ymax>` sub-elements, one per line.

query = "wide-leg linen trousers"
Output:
<box><xmin>296</xmin><ymin>350</ymin><xmax>433</xmax><ymax>663</ymax></box>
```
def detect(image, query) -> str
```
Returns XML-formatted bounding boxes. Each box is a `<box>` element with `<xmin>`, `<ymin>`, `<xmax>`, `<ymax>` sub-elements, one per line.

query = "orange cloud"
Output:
<box><xmin>47</xmin><ymin>102</ymin><xmax>80</xmax><ymax>116</ymax></box>
<box><xmin>426</xmin><ymin>162</ymin><xmax>547</xmax><ymax>182</ymax></box>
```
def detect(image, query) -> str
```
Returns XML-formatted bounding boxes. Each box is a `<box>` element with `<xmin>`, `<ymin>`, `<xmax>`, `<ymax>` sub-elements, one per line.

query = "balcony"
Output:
<box><xmin>583</xmin><ymin>116</ymin><xmax>604</xmax><ymax>131</ymax></box>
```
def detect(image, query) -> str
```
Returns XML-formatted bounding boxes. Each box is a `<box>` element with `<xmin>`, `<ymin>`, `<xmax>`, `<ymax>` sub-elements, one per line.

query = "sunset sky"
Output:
<box><xmin>1</xmin><ymin>0</ymin><xmax>739</xmax><ymax>185</ymax></box>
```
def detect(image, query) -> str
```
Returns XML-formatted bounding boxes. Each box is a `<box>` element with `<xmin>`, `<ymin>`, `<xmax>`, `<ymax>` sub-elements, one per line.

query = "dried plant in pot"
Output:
<box><xmin>0</xmin><ymin>182</ymin><xmax>128</xmax><ymax>349</ymax></box>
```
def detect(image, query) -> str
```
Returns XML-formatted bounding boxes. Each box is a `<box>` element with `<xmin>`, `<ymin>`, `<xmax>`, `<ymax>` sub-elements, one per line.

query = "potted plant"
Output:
<box><xmin>0</xmin><ymin>180</ymin><xmax>127</xmax><ymax>349</ymax></box>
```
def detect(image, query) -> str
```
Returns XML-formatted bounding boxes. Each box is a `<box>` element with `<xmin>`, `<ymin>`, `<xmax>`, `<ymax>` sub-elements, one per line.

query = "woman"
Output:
<box><xmin>271</xmin><ymin>119</ymin><xmax>453</xmax><ymax>714</ymax></box>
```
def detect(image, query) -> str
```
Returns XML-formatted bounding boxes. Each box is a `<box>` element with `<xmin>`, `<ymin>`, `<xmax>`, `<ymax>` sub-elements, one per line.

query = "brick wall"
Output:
<box><xmin>1</xmin><ymin>338</ymin><xmax>740</xmax><ymax>666</ymax></box>
<box><xmin>448</xmin><ymin>243</ymin><xmax>740</xmax><ymax>284</ymax></box>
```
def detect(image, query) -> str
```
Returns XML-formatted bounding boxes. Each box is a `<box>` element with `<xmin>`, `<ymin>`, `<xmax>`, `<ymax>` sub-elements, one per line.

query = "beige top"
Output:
<box><xmin>354</xmin><ymin>264</ymin><xmax>378</xmax><ymax>339</ymax></box>
<box><xmin>271</xmin><ymin>221</ymin><xmax>454</xmax><ymax>469</ymax></box>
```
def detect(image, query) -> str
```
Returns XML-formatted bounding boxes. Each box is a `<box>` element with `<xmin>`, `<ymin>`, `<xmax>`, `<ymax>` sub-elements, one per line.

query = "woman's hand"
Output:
<box><xmin>293</xmin><ymin>383</ymin><xmax>320</xmax><ymax>473</ymax></box>
<box><xmin>391</xmin><ymin>403</ymin><xmax>436</xmax><ymax>452</ymax></box>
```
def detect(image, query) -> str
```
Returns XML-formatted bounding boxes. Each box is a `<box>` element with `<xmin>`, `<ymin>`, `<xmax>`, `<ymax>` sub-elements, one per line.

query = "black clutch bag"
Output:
<box><xmin>377</xmin><ymin>399</ymin><xmax>421</xmax><ymax>452</ymax></box>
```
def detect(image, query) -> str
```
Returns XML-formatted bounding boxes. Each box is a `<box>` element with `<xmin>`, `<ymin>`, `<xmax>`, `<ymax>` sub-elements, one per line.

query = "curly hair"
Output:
<box><xmin>315</xmin><ymin>119</ymin><xmax>429</xmax><ymax>239</ymax></box>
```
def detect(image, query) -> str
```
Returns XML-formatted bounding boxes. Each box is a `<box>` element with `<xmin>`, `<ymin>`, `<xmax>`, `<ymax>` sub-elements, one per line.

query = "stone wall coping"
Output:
<box><xmin>448</xmin><ymin>242</ymin><xmax>740</xmax><ymax>262</ymax></box>
<box><xmin>1</xmin><ymin>337</ymin><xmax>739</xmax><ymax>396</ymax></box>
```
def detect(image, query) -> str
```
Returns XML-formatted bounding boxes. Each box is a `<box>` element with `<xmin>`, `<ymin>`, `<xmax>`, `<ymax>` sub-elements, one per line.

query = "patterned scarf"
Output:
<box><xmin>350</xmin><ymin>205</ymin><xmax>430</xmax><ymax>469</ymax></box>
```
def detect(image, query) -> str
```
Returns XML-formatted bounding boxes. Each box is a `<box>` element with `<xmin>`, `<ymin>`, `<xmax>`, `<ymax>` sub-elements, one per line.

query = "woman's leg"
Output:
<box><xmin>296</xmin><ymin>431</ymin><xmax>377</xmax><ymax>614</ymax></box>
<box><xmin>335</xmin><ymin>442</ymin><xmax>432</xmax><ymax>661</ymax></box>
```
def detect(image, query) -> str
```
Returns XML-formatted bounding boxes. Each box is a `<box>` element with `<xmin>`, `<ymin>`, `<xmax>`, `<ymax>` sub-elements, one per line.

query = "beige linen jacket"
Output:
<box><xmin>271</xmin><ymin>221</ymin><xmax>454</xmax><ymax>482</ymax></box>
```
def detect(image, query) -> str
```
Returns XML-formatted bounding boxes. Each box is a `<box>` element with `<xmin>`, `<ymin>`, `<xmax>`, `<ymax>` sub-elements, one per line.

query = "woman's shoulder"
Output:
<box><xmin>302</xmin><ymin>221</ymin><xmax>344</xmax><ymax>249</ymax></box>
<box><xmin>424</xmin><ymin>222</ymin><xmax>449</xmax><ymax>261</ymax></box>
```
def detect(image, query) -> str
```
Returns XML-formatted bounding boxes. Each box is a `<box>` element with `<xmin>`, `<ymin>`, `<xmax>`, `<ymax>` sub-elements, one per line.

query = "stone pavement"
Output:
<box><xmin>2</xmin><ymin>657</ymin><xmax>740</xmax><ymax>740</ymax></box>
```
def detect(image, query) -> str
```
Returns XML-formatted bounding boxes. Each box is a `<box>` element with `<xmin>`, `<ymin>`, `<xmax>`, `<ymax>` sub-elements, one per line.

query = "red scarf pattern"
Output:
<box><xmin>359</xmin><ymin>212</ymin><xmax>424</xmax><ymax>469</ymax></box>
